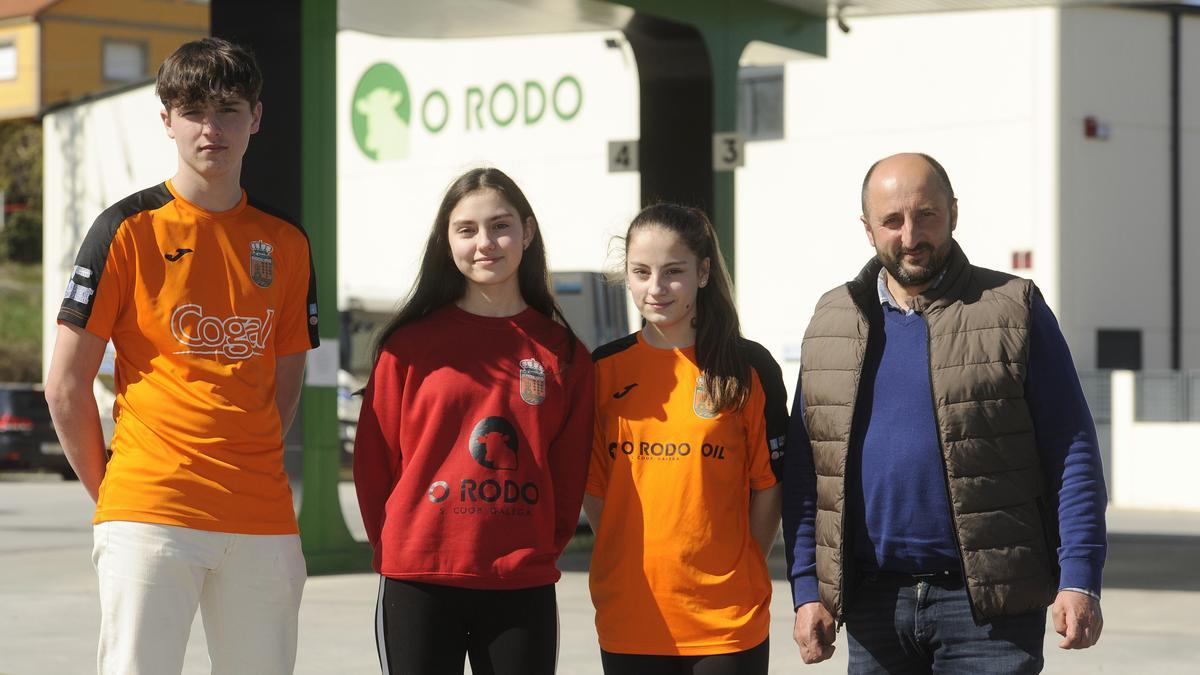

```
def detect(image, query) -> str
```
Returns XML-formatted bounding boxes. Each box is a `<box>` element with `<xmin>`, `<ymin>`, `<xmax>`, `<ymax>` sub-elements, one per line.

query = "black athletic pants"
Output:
<box><xmin>375</xmin><ymin>578</ymin><xmax>557</xmax><ymax>675</ymax></box>
<box><xmin>600</xmin><ymin>638</ymin><xmax>769</xmax><ymax>675</ymax></box>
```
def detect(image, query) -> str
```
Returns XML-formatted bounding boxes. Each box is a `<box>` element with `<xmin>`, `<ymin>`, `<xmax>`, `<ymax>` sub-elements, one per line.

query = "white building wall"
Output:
<box><xmin>1058</xmin><ymin>8</ymin><xmax>1172</xmax><ymax>371</ymax></box>
<box><xmin>335</xmin><ymin>31</ymin><xmax>640</xmax><ymax>311</ymax></box>
<box><xmin>1182</xmin><ymin>15</ymin><xmax>1200</xmax><ymax>370</ymax></box>
<box><xmin>1110</xmin><ymin>371</ymin><xmax>1200</xmax><ymax>509</ymax></box>
<box><xmin>736</xmin><ymin>8</ymin><xmax>1060</xmax><ymax>393</ymax></box>
<box><xmin>41</xmin><ymin>84</ymin><xmax>175</xmax><ymax>377</ymax></box>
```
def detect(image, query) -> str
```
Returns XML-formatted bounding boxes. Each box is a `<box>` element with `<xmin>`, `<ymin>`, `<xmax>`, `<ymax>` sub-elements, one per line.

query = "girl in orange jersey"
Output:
<box><xmin>353</xmin><ymin>167</ymin><xmax>593</xmax><ymax>675</ymax></box>
<box><xmin>584</xmin><ymin>204</ymin><xmax>788</xmax><ymax>675</ymax></box>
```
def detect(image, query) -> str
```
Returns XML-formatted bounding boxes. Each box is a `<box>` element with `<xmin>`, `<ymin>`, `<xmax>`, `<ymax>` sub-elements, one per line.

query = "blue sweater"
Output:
<box><xmin>783</xmin><ymin>292</ymin><xmax>1108</xmax><ymax>608</ymax></box>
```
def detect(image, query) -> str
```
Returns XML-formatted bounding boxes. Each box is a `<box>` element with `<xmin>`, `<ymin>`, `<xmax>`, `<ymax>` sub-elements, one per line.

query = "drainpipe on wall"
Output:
<box><xmin>1169</xmin><ymin>8</ymin><xmax>1181</xmax><ymax>370</ymax></box>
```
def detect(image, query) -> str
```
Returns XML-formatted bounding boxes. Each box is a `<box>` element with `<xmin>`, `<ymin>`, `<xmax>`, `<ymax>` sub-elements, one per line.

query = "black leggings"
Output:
<box><xmin>375</xmin><ymin>578</ymin><xmax>557</xmax><ymax>675</ymax></box>
<box><xmin>600</xmin><ymin>638</ymin><xmax>769</xmax><ymax>675</ymax></box>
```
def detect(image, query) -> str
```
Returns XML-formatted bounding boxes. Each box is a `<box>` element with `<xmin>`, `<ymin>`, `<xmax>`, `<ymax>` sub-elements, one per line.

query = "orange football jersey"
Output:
<box><xmin>587</xmin><ymin>332</ymin><xmax>788</xmax><ymax>655</ymax></box>
<box><xmin>58</xmin><ymin>181</ymin><xmax>319</xmax><ymax>534</ymax></box>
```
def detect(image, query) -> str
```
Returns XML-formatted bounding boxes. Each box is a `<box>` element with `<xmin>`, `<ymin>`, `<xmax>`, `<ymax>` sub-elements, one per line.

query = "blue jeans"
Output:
<box><xmin>844</xmin><ymin>572</ymin><xmax>1045</xmax><ymax>674</ymax></box>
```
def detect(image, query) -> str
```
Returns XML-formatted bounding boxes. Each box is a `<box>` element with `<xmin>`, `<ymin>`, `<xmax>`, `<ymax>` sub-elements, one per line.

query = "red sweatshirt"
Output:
<box><xmin>353</xmin><ymin>304</ymin><xmax>594</xmax><ymax>589</ymax></box>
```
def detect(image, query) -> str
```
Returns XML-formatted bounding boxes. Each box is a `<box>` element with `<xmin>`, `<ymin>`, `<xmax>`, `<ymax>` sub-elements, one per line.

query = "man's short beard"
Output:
<box><xmin>880</xmin><ymin>240</ymin><xmax>952</xmax><ymax>288</ymax></box>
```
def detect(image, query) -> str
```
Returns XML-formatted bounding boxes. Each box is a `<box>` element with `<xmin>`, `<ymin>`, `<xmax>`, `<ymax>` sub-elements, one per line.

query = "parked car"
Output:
<box><xmin>0</xmin><ymin>383</ymin><xmax>75</xmax><ymax>479</ymax></box>
<box><xmin>337</xmin><ymin>369</ymin><xmax>364</xmax><ymax>467</ymax></box>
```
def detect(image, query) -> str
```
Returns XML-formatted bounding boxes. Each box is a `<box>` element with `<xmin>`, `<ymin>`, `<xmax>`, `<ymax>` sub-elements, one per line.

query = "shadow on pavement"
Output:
<box><xmin>1103</xmin><ymin>532</ymin><xmax>1200</xmax><ymax>591</ymax></box>
<box><xmin>764</xmin><ymin>533</ymin><xmax>1200</xmax><ymax>593</ymax></box>
<box><xmin>560</xmin><ymin>548</ymin><xmax>593</xmax><ymax>573</ymax></box>
<box><xmin>565</xmin><ymin>532</ymin><xmax>1200</xmax><ymax>592</ymax></box>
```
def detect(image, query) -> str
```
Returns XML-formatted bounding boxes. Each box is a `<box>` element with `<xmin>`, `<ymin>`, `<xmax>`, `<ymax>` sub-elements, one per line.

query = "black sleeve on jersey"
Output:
<box><xmin>742</xmin><ymin>338</ymin><xmax>789</xmax><ymax>481</ymax></box>
<box><xmin>591</xmin><ymin>332</ymin><xmax>638</xmax><ymax>363</ymax></box>
<box><xmin>303</xmin><ymin>244</ymin><xmax>320</xmax><ymax>348</ymax></box>
<box><xmin>248</xmin><ymin>196</ymin><xmax>321</xmax><ymax>349</ymax></box>
<box><xmin>58</xmin><ymin>183</ymin><xmax>173</xmax><ymax>329</ymax></box>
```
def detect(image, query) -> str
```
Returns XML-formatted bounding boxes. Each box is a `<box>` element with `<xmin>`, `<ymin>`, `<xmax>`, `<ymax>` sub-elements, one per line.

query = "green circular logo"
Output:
<box><xmin>351</xmin><ymin>63</ymin><xmax>412</xmax><ymax>161</ymax></box>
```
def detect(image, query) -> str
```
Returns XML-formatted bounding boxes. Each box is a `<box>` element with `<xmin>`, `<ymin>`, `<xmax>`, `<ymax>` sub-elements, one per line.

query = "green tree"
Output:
<box><xmin>0</xmin><ymin>211</ymin><xmax>41</xmax><ymax>263</ymax></box>
<box><xmin>0</xmin><ymin>120</ymin><xmax>42</xmax><ymax>210</ymax></box>
<box><xmin>0</xmin><ymin>121</ymin><xmax>43</xmax><ymax>380</ymax></box>
<box><xmin>0</xmin><ymin>120</ymin><xmax>43</xmax><ymax>263</ymax></box>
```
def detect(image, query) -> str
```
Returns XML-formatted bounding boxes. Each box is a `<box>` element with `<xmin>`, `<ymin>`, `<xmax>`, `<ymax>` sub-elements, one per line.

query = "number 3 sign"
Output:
<box><xmin>712</xmin><ymin>132</ymin><xmax>745</xmax><ymax>171</ymax></box>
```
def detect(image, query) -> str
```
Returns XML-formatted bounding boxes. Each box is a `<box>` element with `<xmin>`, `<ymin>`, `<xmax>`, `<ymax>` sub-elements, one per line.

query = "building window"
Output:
<box><xmin>103</xmin><ymin>40</ymin><xmax>147</xmax><ymax>83</ymax></box>
<box><xmin>737</xmin><ymin>66</ymin><xmax>784</xmax><ymax>141</ymax></box>
<box><xmin>1096</xmin><ymin>329</ymin><xmax>1142</xmax><ymax>370</ymax></box>
<box><xmin>0</xmin><ymin>42</ymin><xmax>16</xmax><ymax>81</ymax></box>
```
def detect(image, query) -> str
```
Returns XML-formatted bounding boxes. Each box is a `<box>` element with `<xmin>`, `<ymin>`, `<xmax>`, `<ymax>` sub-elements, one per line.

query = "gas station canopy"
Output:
<box><xmin>338</xmin><ymin>0</ymin><xmax>1174</xmax><ymax>39</ymax></box>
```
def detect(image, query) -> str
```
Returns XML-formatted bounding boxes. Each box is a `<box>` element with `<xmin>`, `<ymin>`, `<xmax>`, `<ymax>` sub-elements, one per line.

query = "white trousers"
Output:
<box><xmin>92</xmin><ymin>521</ymin><xmax>307</xmax><ymax>675</ymax></box>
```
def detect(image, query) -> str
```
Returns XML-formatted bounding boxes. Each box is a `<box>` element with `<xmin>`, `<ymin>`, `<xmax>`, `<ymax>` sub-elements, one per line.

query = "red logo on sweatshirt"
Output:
<box><xmin>469</xmin><ymin>417</ymin><xmax>519</xmax><ymax>470</ymax></box>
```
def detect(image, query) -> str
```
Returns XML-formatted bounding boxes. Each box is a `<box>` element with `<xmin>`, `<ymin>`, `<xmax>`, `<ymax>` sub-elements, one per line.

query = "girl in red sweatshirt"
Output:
<box><xmin>353</xmin><ymin>167</ymin><xmax>593</xmax><ymax>675</ymax></box>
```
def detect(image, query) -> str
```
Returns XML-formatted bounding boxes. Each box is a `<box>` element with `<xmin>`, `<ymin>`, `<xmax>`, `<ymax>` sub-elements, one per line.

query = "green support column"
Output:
<box><xmin>298</xmin><ymin>0</ymin><xmax>372</xmax><ymax>574</ymax></box>
<box><xmin>701</xmin><ymin>26</ymin><xmax>747</xmax><ymax>281</ymax></box>
<box><xmin>620</xmin><ymin>0</ymin><xmax>825</xmax><ymax>282</ymax></box>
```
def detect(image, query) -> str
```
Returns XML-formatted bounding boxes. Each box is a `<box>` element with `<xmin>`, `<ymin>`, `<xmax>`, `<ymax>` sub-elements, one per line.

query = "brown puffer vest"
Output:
<box><xmin>800</xmin><ymin>241</ymin><xmax>1059</xmax><ymax>622</ymax></box>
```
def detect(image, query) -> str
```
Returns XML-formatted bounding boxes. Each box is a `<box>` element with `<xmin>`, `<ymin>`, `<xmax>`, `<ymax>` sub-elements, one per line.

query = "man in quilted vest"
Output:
<box><xmin>783</xmin><ymin>153</ymin><xmax>1107</xmax><ymax>673</ymax></box>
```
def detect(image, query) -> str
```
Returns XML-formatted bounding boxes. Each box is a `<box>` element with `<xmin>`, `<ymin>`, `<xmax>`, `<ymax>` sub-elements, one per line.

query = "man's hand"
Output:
<box><xmin>1052</xmin><ymin>590</ymin><xmax>1103</xmax><ymax>649</ymax></box>
<box><xmin>793</xmin><ymin>601</ymin><xmax>836</xmax><ymax>664</ymax></box>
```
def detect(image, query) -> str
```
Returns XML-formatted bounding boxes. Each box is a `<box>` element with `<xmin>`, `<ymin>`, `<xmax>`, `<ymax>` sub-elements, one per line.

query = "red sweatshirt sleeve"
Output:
<box><xmin>548</xmin><ymin>339</ymin><xmax>596</xmax><ymax>554</ymax></box>
<box><xmin>353</xmin><ymin>346</ymin><xmax>404</xmax><ymax>552</ymax></box>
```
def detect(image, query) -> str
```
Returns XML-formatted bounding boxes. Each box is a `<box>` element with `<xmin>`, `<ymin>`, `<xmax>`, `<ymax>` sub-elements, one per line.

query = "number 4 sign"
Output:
<box><xmin>712</xmin><ymin>132</ymin><xmax>745</xmax><ymax>171</ymax></box>
<box><xmin>608</xmin><ymin>140</ymin><xmax>639</xmax><ymax>173</ymax></box>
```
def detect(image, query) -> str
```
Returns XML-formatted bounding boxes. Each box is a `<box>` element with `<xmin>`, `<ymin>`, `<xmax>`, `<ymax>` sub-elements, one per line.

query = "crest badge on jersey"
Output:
<box><xmin>249</xmin><ymin>240</ymin><xmax>274</xmax><ymax>288</ymax></box>
<box><xmin>519</xmin><ymin>358</ymin><xmax>546</xmax><ymax>406</ymax></box>
<box><xmin>693</xmin><ymin>376</ymin><xmax>718</xmax><ymax>419</ymax></box>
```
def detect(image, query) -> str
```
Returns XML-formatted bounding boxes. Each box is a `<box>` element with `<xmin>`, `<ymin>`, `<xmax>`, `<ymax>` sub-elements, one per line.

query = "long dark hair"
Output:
<box><xmin>373</xmin><ymin>167</ymin><xmax>575</xmax><ymax>362</ymax></box>
<box><xmin>626</xmin><ymin>203</ymin><xmax>750</xmax><ymax>411</ymax></box>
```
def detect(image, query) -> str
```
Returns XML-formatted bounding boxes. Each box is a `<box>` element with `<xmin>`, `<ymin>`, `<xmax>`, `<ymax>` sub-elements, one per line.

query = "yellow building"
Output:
<box><xmin>0</xmin><ymin>0</ymin><xmax>208</xmax><ymax>121</ymax></box>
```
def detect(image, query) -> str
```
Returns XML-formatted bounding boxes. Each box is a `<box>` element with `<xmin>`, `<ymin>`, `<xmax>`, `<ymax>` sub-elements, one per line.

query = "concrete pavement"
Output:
<box><xmin>2</xmin><ymin>478</ymin><xmax>1199</xmax><ymax>674</ymax></box>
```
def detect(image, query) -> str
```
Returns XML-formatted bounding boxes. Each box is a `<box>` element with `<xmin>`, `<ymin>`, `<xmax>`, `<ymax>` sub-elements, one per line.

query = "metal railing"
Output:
<box><xmin>1080</xmin><ymin>369</ymin><xmax>1200</xmax><ymax>423</ymax></box>
<box><xmin>1135</xmin><ymin>370</ymin><xmax>1200</xmax><ymax>422</ymax></box>
<box><xmin>1078</xmin><ymin>371</ymin><xmax>1113</xmax><ymax>424</ymax></box>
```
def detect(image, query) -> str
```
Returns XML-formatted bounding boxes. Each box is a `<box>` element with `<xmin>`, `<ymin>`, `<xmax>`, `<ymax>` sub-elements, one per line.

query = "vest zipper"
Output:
<box><xmin>836</xmin><ymin>357</ymin><xmax>868</xmax><ymax>631</ymax></box>
<box><xmin>922</xmin><ymin>312</ymin><xmax>981</xmax><ymax>625</ymax></box>
<box><xmin>836</xmin><ymin>304</ymin><xmax>872</xmax><ymax>630</ymax></box>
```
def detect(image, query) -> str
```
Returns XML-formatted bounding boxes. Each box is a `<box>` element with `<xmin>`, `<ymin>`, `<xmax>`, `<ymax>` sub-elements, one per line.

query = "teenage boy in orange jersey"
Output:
<box><xmin>46</xmin><ymin>38</ymin><xmax>319</xmax><ymax>675</ymax></box>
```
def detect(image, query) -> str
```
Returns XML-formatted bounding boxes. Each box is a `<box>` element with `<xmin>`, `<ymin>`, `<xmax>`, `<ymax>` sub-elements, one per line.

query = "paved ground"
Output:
<box><xmin>2</xmin><ymin>477</ymin><xmax>1200</xmax><ymax>674</ymax></box>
